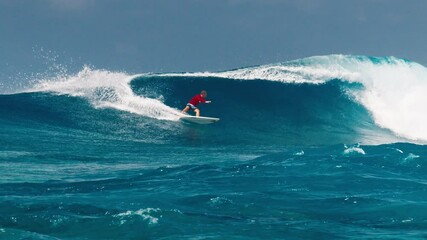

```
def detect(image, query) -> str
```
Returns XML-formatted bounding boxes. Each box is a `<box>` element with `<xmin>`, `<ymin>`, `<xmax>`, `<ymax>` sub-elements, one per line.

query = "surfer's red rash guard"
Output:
<box><xmin>189</xmin><ymin>94</ymin><xmax>206</xmax><ymax>106</ymax></box>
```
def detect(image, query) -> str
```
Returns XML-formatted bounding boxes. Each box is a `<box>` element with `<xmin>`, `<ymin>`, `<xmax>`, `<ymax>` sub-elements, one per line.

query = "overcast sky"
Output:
<box><xmin>1</xmin><ymin>0</ymin><xmax>427</xmax><ymax>76</ymax></box>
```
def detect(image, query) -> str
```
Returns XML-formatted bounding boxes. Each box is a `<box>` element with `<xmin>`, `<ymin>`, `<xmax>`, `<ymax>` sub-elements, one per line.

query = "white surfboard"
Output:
<box><xmin>180</xmin><ymin>115</ymin><xmax>220</xmax><ymax>124</ymax></box>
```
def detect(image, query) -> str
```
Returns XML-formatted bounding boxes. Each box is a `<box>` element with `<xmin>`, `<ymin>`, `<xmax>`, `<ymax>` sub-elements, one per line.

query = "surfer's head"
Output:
<box><xmin>201</xmin><ymin>90</ymin><xmax>207</xmax><ymax>97</ymax></box>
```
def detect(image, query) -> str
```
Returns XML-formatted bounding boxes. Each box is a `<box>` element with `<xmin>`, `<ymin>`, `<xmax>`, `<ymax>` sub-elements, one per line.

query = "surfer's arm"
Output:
<box><xmin>200</xmin><ymin>97</ymin><xmax>210</xmax><ymax>104</ymax></box>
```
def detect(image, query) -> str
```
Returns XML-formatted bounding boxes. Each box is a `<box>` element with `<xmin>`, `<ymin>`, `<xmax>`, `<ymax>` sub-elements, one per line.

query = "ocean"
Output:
<box><xmin>1</xmin><ymin>55</ymin><xmax>426</xmax><ymax>239</ymax></box>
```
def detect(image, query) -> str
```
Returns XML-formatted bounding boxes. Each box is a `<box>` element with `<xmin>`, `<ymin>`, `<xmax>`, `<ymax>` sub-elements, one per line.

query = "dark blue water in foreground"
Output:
<box><xmin>1</xmin><ymin>55</ymin><xmax>427</xmax><ymax>239</ymax></box>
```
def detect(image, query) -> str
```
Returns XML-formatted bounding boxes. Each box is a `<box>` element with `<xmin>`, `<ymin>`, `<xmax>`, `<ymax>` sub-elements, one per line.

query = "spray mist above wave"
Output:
<box><xmin>31</xmin><ymin>66</ymin><xmax>182</xmax><ymax>121</ymax></box>
<box><xmin>154</xmin><ymin>55</ymin><xmax>427</xmax><ymax>142</ymax></box>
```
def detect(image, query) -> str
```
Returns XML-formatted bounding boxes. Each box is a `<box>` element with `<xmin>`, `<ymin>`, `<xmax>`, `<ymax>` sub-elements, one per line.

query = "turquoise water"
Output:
<box><xmin>1</xmin><ymin>55</ymin><xmax>427</xmax><ymax>239</ymax></box>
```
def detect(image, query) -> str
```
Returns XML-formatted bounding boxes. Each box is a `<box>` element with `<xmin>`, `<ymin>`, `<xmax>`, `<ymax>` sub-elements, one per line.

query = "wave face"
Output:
<box><xmin>1</xmin><ymin>55</ymin><xmax>427</xmax><ymax>239</ymax></box>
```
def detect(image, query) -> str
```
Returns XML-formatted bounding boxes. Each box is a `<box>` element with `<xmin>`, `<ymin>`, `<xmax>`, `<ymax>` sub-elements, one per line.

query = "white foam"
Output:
<box><xmin>349</xmin><ymin>60</ymin><xmax>427</xmax><ymax>142</ymax></box>
<box><xmin>303</xmin><ymin>56</ymin><xmax>427</xmax><ymax>142</ymax></box>
<box><xmin>114</xmin><ymin>208</ymin><xmax>160</xmax><ymax>225</ymax></box>
<box><xmin>404</xmin><ymin>153</ymin><xmax>420</xmax><ymax>161</ymax></box>
<box><xmin>31</xmin><ymin>66</ymin><xmax>182</xmax><ymax>121</ymax></box>
<box><xmin>343</xmin><ymin>147</ymin><xmax>366</xmax><ymax>155</ymax></box>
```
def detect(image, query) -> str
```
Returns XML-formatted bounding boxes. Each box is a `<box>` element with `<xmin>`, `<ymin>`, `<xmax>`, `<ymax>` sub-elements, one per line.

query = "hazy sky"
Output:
<box><xmin>1</xmin><ymin>0</ymin><xmax>427</xmax><ymax>76</ymax></box>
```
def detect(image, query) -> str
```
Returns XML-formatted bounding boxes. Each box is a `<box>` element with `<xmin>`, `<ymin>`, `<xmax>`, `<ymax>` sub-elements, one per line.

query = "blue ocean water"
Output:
<box><xmin>1</xmin><ymin>55</ymin><xmax>427</xmax><ymax>239</ymax></box>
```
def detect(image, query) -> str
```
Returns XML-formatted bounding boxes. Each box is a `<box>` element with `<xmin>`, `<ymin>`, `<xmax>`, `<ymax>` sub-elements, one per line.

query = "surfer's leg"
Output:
<box><xmin>195</xmin><ymin>108</ymin><xmax>200</xmax><ymax>117</ymax></box>
<box><xmin>182</xmin><ymin>106</ymin><xmax>190</xmax><ymax>113</ymax></box>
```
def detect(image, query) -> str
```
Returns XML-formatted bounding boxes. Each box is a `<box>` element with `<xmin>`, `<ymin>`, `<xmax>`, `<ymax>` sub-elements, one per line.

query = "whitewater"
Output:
<box><xmin>1</xmin><ymin>55</ymin><xmax>426</xmax><ymax>239</ymax></box>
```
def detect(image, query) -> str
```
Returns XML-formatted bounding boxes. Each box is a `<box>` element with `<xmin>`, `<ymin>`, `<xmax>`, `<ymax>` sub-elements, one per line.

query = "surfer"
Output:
<box><xmin>182</xmin><ymin>90</ymin><xmax>211</xmax><ymax>117</ymax></box>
